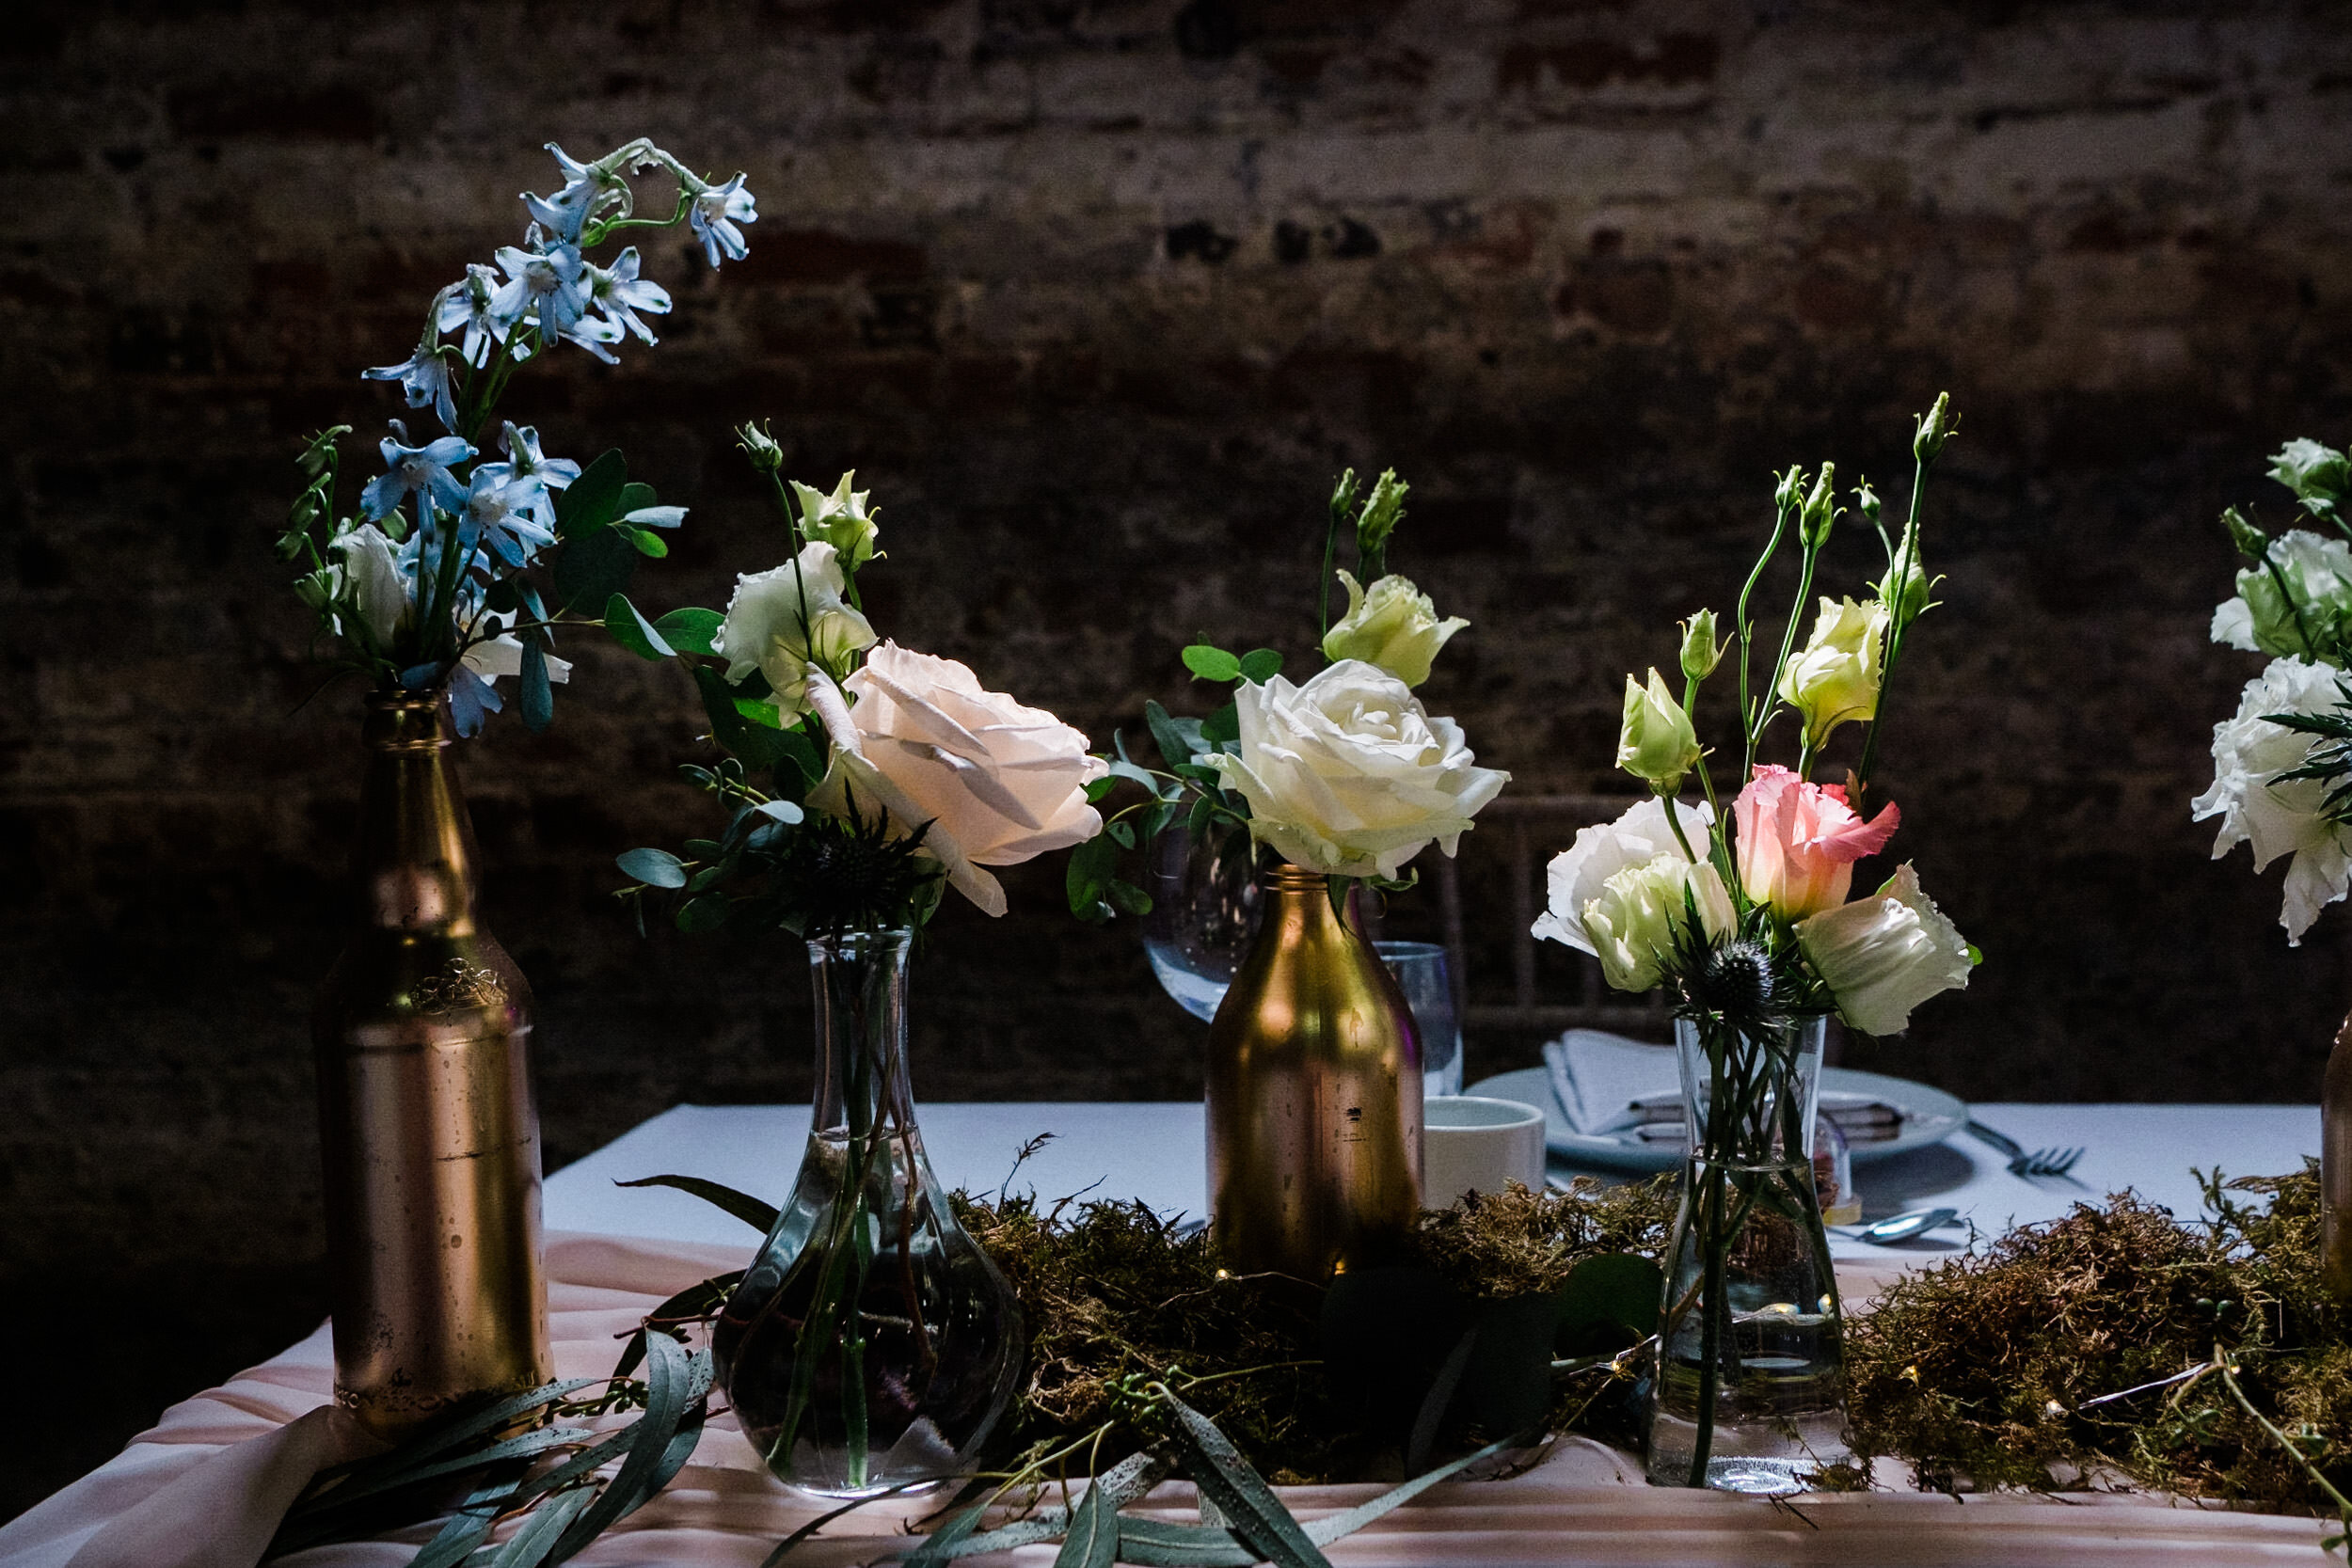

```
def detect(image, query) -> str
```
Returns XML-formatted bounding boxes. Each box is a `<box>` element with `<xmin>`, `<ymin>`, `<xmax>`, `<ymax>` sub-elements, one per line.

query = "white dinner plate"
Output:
<box><xmin>1465</xmin><ymin>1066</ymin><xmax>1970</xmax><ymax>1174</ymax></box>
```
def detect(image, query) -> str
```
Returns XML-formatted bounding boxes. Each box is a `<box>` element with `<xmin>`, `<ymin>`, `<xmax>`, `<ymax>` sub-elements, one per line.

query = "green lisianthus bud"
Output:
<box><xmin>2222</xmin><ymin>505</ymin><xmax>2270</xmax><ymax>561</ymax></box>
<box><xmin>1876</xmin><ymin>528</ymin><xmax>1932</xmax><ymax>623</ymax></box>
<box><xmin>1617</xmin><ymin>668</ymin><xmax>1703</xmax><ymax>795</ymax></box>
<box><xmin>737</xmin><ymin>420</ymin><xmax>785</xmax><ymax>473</ymax></box>
<box><xmin>1914</xmin><ymin>392</ymin><xmax>1955</xmax><ymax>464</ymax></box>
<box><xmin>2270</xmin><ymin>438</ymin><xmax>2349</xmax><ymax>508</ymax></box>
<box><xmin>1320</xmin><ymin>570</ymin><xmax>1467</xmax><ymax>687</ymax></box>
<box><xmin>1774</xmin><ymin>466</ymin><xmax>1808</xmax><ymax>515</ymax></box>
<box><xmin>791</xmin><ymin>471</ymin><xmax>880</xmax><ymax>568</ymax></box>
<box><xmin>1678</xmin><ymin>610</ymin><xmax>1724</xmax><ymax>683</ymax></box>
<box><xmin>1801</xmin><ymin>463</ymin><xmax>1838</xmax><ymax>546</ymax></box>
<box><xmin>1355</xmin><ymin>468</ymin><xmax>1409</xmax><ymax>563</ymax></box>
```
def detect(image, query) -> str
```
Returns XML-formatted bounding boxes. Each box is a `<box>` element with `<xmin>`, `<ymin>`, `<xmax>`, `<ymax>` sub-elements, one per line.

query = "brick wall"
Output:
<box><xmin>4</xmin><ymin>0</ymin><xmax>2350</xmax><ymax>1513</ymax></box>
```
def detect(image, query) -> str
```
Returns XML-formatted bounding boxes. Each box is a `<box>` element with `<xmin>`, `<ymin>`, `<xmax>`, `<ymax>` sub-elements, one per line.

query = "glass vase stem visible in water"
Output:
<box><xmin>1647</xmin><ymin>1014</ymin><xmax>1848</xmax><ymax>1494</ymax></box>
<box><xmin>715</xmin><ymin>927</ymin><xmax>1021</xmax><ymax>1498</ymax></box>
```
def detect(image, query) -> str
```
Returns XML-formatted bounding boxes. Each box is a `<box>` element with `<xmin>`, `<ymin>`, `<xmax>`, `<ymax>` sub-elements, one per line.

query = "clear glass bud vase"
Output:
<box><xmin>713</xmin><ymin>927</ymin><xmax>1023</xmax><ymax>1498</ymax></box>
<box><xmin>1645</xmin><ymin>1014</ymin><xmax>1850</xmax><ymax>1495</ymax></box>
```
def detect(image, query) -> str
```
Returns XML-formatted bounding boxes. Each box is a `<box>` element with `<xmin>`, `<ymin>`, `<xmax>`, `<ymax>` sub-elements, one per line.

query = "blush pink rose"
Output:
<box><xmin>1732</xmin><ymin>764</ymin><xmax>1900</xmax><ymax>919</ymax></box>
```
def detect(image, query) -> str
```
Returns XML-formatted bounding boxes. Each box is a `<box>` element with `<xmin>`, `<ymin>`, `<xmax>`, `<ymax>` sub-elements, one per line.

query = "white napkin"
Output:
<box><xmin>1541</xmin><ymin>1030</ymin><xmax>1679</xmax><ymax>1137</ymax></box>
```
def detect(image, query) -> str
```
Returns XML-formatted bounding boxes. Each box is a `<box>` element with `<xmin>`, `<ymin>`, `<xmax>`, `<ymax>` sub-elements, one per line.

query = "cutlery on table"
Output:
<box><xmin>1963</xmin><ymin>1118</ymin><xmax>2084</xmax><ymax>1180</ymax></box>
<box><xmin>1836</xmin><ymin>1207</ymin><xmax>1960</xmax><ymax>1244</ymax></box>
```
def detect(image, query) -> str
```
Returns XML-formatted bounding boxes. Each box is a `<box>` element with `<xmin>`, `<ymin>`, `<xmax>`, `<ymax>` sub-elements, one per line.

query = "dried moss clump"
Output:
<box><xmin>953</xmin><ymin>1177</ymin><xmax>1676</xmax><ymax>1483</ymax></box>
<box><xmin>1847</xmin><ymin>1165</ymin><xmax>2352</xmax><ymax>1514</ymax></box>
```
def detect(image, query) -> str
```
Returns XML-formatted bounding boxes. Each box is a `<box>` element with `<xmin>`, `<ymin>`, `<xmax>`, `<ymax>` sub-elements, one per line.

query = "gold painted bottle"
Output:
<box><xmin>312</xmin><ymin>692</ymin><xmax>551</xmax><ymax>1432</ymax></box>
<box><xmin>1205</xmin><ymin>863</ymin><xmax>1422</xmax><ymax>1279</ymax></box>
<box><xmin>2326</xmin><ymin>1014</ymin><xmax>2352</xmax><ymax>1299</ymax></box>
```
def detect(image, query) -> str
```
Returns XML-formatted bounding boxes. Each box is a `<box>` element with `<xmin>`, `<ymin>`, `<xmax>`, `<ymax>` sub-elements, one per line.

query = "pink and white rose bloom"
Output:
<box><xmin>1731</xmin><ymin>765</ymin><xmax>1899</xmax><ymax>920</ymax></box>
<box><xmin>806</xmin><ymin>642</ymin><xmax>1107</xmax><ymax>917</ymax></box>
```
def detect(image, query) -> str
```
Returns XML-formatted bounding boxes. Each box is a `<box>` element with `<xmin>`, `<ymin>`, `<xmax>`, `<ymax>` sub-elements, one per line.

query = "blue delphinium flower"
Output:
<box><xmin>562</xmin><ymin>315</ymin><xmax>626</xmax><ymax>364</ymax></box>
<box><xmin>437</xmin><ymin>262</ymin><xmax>532</xmax><ymax>368</ymax></box>
<box><xmin>522</xmin><ymin>143</ymin><xmax>603</xmax><ymax>243</ymax></box>
<box><xmin>584</xmin><ymin>247</ymin><xmax>672</xmax><ymax>344</ymax></box>
<box><xmin>689</xmin><ymin>175</ymin><xmax>756</xmax><ymax>268</ymax></box>
<box><xmin>360</xmin><ymin>423</ymin><xmax>476</xmax><ymax>536</ymax></box>
<box><xmin>489</xmin><ymin>238</ymin><xmax>589</xmax><ymax>344</ymax></box>
<box><xmin>473</xmin><ymin>422</ymin><xmax>580</xmax><ymax>531</ymax></box>
<box><xmin>445</xmin><ymin>661</ymin><xmax>505</xmax><ymax>736</ymax></box>
<box><xmin>464</xmin><ymin>469</ymin><xmax>558</xmax><ymax>567</ymax></box>
<box><xmin>362</xmin><ymin>345</ymin><xmax>457</xmax><ymax>432</ymax></box>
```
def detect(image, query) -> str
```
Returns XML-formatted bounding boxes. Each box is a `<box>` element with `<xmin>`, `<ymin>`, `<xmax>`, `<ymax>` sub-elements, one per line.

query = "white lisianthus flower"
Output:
<box><xmin>1795</xmin><ymin>863</ymin><xmax>1973</xmax><ymax>1036</ymax></box>
<box><xmin>1582</xmin><ymin>850</ymin><xmax>1738</xmax><ymax>994</ymax></box>
<box><xmin>2192</xmin><ymin>656</ymin><xmax>2352</xmax><ymax>943</ymax></box>
<box><xmin>333</xmin><ymin>523</ymin><xmax>410</xmax><ymax>650</ymax></box>
<box><xmin>1207</xmin><ymin>659</ymin><xmax>1508</xmax><ymax>879</ymax></box>
<box><xmin>804</xmin><ymin>643</ymin><xmax>1107</xmax><ymax>918</ymax></box>
<box><xmin>1532</xmin><ymin>796</ymin><xmax>1716</xmax><ymax>955</ymax></box>
<box><xmin>2210</xmin><ymin>530</ymin><xmax>2352</xmax><ymax>663</ymax></box>
<box><xmin>1318</xmin><ymin>571</ymin><xmax>1467</xmax><ymax>688</ymax></box>
<box><xmin>714</xmin><ymin>542</ymin><xmax>879</xmax><ymax>719</ymax></box>
<box><xmin>1777</xmin><ymin>595</ymin><xmax>1888</xmax><ymax>747</ymax></box>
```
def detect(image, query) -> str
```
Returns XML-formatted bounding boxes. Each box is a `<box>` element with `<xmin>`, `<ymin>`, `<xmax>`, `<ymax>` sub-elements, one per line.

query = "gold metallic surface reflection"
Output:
<box><xmin>1206</xmin><ymin>864</ymin><xmax>1422</xmax><ymax>1281</ymax></box>
<box><xmin>312</xmin><ymin>694</ymin><xmax>551</xmax><ymax>1433</ymax></box>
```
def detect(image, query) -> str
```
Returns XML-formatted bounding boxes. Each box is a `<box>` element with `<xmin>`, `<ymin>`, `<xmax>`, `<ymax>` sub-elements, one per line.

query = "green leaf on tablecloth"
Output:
<box><xmin>550</xmin><ymin>1336</ymin><xmax>712</xmax><ymax>1557</ymax></box>
<box><xmin>613</xmin><ymin>1271</ymin><xmax>742</xmax><ymax>1379</ymax></box>
<box><xmin>487</xmin><ymin>1486</ymin><xmax>596</xmax><ymax>1568</ymax></box>
<box><xmin>1159</xmin><ymin>1393</ymin><xmax>1332</xmax><ymax>1568</ymax></box>
<box><xmin>403</xmin><ymin>1474</ymin><xmax>527</xmax><ymax>1568</ymax></box>
<box><xmin>1054</xmin><ymin>1480</ymin><xmax>1120</xmax><ymax>1568</ymax></box>
<box><xmin>614</xmin><ymin>1173</ymin><xmax>780</xmax><ymax>1235</ymax></box>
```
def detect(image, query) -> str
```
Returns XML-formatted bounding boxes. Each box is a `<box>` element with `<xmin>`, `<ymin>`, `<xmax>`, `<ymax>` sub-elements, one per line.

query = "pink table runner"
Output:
<box><xmin>0</xmin><ymin>1237</ymin><xmax>2332</xmax><ymax>1567</ymax></box>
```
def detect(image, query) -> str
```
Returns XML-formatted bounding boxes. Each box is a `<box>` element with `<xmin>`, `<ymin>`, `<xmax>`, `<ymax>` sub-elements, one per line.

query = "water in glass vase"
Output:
<box><xmin>712</xmin><ymin>927</ymin><xmax>1023</xmax><ymax>1499</ymax></box>
<box><xmin>1646</xmin><ymin>1155</ymin><xmax>1848</xmax><ymax>1494</ymax></box>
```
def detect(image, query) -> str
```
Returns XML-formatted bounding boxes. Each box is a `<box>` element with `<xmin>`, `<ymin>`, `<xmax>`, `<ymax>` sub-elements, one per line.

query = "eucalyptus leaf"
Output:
<box><xmin>653</xmin><ymin>607</ymin><xmax>724</xmax><ymax>656</ymax></box>
<box><xmin>614</xmin><ymin>1174</ymin><xmax>781</xmax><ymax>1235</ymax></box>
<box><xmin>1200</xmin><ymin>702</ymin><xmax>1240</xmax><ymax>752</ymax></box>
<box><xmin>625</xmin><ymin>527</ymin><xmax>669</xmax><ymax>558</ymax></box>
<box><xmin>1161</xmin><ymin>1393</ymin><xmax>1332</xmax><ymax>1568</ymax></box>
<box><xmin>486</xmin><ymin>1486</ymin><xmax>596</xmax><ymax>1568</ymax></box>
<box><xmin>614</xmin><ymin>482</ymin><xmax>658</xmax><ymax>516</ymax></box>
<box><xmin>1144</xmin><ymin>700</ymin><xmax>1204</xmax><ymax>769</ymax></box>
<box><xmin>554</xmin><ymin>524</ymin><xmax>638</xmax><ymax>615</ymax></box>
<box><xmin>693</xmin><ymin>664</ymin><xmax>789</xmax><ymax>769</ymax></box>
<box><xmin>1555</xmin><ymin>1252</ymin><xmax>1663</xmax><ymax>1351</ymax></box>
<box><xmin>612</xmin><ymin>1271</ymin><xmax>742</xmax><ymax>1380</ymax></box>
<box><xmin>616</xmin><ymin>847</ymin><xmax>688</xmax><ymax>889</ymax></box>
<box><xmin>1106</xmin><ymin>820</ymin><xmax>1136</xmax><ymax>850</ymax></box>
<box><xmin>603</xmin><ymin>594</ymin><xmax>675</xmax><ymax>660</ymax></box>
<box><xmin>1238</xmin><ymin>648</ymin><xmax>1283</xmax><ymax>684</ymax></box>
<box><xmin>548</xmin><ymin>1337</ymin><xmax>709</xmax><ymax>1555</ymax></box>
<box><xmin>1106</xmin><ymin>879</ymin><xmax>1152</xmax><ymax>916</ymax></box>
<box><xmin>520</xmin><ymin>641</ymin><xmax>554</xmax><ymax>733</ymax></box>
<box><xmin>403</xmin><ymin>1475</ymin><xmax>523</xmax><ymax>1568</ymax></box>
<box><xmin>555</xmin><ymin>451</ymin><xmax>628</xmax><ymax>539</ymax></box>
<box><xmin>675</xmin><ymin>893</ymin><xmax>730</xmax><ymax>933</ymax></box>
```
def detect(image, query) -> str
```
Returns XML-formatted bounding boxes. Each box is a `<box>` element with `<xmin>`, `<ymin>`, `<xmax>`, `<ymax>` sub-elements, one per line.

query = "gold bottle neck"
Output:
<box><xmin>352</xmin><ymin>692</ymin><xmax>481</xmax><ymax>933</ymax></box>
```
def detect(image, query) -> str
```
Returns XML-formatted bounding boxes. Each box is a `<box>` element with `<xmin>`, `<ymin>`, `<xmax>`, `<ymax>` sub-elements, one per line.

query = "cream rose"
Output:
<box><xmin>1206</xmin><ymin>658</ymin><xmax>1508</xmax><ymax>879</ymax></box>
<box><xmin>1794</xmin><ymin>863</ymin><xmax>1973</xmax><ymax>1036</ymax></box>
<box><xmin>805</xmin><ymin>642</ymin><xmax>1106</xmax><ymax>917</ymax></box>
<box><xmin>1318</xmin><ymin>571</ymin><xmax>1467</xmax><ymax>688</ymax></box>
<box><xmin>1531</xmin><ymin>796</ymin><xmax>1715</xmax><ymax>954</ymax></box>
<box><xmin>714</xmin><ymin>542</ymin><xmax>878</xmax><ymax>718</ymax></box>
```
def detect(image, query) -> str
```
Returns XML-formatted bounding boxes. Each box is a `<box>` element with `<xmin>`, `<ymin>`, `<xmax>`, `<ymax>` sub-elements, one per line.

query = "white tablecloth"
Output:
<box><xmin>2</xmin><ymin>1101</ymin><xmax>2334</xmax><ymax>1567</ymax></box>
<box><xmin>546</xmin><ymin>1100</ymin><xmax>2322</xmax><ymax>1264</ymax></box>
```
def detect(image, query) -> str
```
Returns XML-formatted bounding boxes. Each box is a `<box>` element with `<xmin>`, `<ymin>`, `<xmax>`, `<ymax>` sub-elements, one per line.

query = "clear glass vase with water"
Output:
<box><xmin>1645</xmin><ymin>1013</ymin><xmax>1849</xmax><ymax>1494</ymax></box>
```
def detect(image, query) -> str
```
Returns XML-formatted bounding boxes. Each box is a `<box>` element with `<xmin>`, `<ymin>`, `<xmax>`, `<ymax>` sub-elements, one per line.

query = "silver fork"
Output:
<box><xmin>1964</xmin><ymin>1119</ymin><xmax>2085</xmax><ymax>1180</ymax></box>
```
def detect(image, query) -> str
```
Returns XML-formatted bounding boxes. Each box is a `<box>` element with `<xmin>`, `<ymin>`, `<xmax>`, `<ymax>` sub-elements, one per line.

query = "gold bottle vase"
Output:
<box><xmin>2326</xmin><ymin>1012</ymin><xmax>2352</xmax><ymax>1299</ymax></box>
<box><xmin>312</xmin><ymin>693</ymin><xmax>551</xmax><ymax>1432</ymax></box>
<box><xmin>1206</xmin><ymin>863</ymin><xmax>1422</xmax><ymax>1279</ymax></box>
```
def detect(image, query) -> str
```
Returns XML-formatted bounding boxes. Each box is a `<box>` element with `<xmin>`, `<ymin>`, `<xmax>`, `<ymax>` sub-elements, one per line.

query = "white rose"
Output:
<box><xmin>714</xmin><ymin>542</ymin><xmax>878</xmax><ymax>719</ymax></box>
<box><xmin>1795</xmin><ymin>863</ymin><xmax>1972</xmax><ymax>1036</ymax></box>
<box><xmin>805</xmin><ymin>642</ymin><xmax>1107</xmax><ymax>917</ymax></box>
<box><xmin>2192</xmin><ymin>655</ymin><xmax>2352</xmax><ymax>943</ymax></box>
<box><xmin>1583</xmin><ymin>850</ymin><xmax>1738</xmax><ymax>994</ymax></box>
<box><xmin>1532</xmin><ymin>796</ymin><xmax>1716</xmax><ymax>954</ymax></box>
<box><xmin>1206</xmin><ymin>658</ymin><xmax>1508</xmax><ymax>879</ymax></box>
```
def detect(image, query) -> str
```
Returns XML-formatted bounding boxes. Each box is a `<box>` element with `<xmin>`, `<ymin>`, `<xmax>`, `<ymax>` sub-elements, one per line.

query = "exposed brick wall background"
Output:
<box><xmin>4</xmin><ymin>0</ymin><xmax>2350</xmax><ymax>1517</ymax></box>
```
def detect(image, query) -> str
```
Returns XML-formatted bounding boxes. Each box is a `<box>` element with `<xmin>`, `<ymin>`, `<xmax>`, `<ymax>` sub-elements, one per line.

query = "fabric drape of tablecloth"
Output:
<box><xmin>0</xmin><ymin>1236</ymin><xmax>2332</xmax><ymax>1567</ymax></box>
